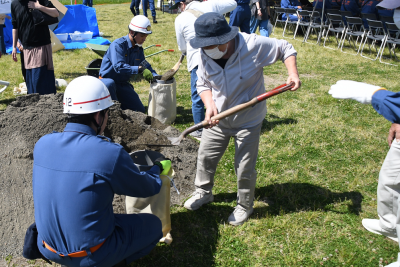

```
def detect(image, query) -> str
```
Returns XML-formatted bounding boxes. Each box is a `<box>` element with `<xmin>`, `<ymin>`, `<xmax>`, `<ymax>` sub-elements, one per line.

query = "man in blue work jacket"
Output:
<box><xmin>99</xmin><ymin>15</ymin><xmax>159</xmax><ymax>113</ymax></box>
<box><xmin>33</xmin><ymin>76</ymin><xmax>172</xmax><ymax>267</ymax></box>
<box><xmin>229</xmin><ymin>0</ymin><xmax>251</xmax><ymax>34</ymax></box>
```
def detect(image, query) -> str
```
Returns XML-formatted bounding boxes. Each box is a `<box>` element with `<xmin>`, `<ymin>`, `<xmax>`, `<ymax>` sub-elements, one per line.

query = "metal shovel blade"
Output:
<box><xmin>0</xmin><ymin>80</ymin><xmax>10</xmax><ymax>94</ymax></box>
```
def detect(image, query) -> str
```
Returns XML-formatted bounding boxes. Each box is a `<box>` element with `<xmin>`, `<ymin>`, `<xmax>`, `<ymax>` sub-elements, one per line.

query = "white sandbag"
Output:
<box><xmin>148</xmin><ymin>78</ymin><xmax>176</xmax><ymax>124</ymax></box>
<box><xmin>50</xmin><ymin>30</ymin><xmax>65</xmax><ymax>53</ymax></box>
<box><xmin>125</xmin><ymin>150</ymin><xmax>173</xmax><ymax>243</ymax></box>
<box><xmin>55</xmin><ymin>79</ymin><xmax>68</xmax><ymax>88</ymax></box>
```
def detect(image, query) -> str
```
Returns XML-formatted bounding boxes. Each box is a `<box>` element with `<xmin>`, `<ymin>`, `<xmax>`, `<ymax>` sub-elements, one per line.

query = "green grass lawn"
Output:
<box><xmin>2</xmin><ymin>3</ymin><xmax>400</xmax><ymax>266</ymax></box>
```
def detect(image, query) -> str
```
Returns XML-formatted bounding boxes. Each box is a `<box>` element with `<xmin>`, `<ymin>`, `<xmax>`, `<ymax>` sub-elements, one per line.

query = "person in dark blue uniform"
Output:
<box><xmin>281</xmin><ymin>0</ymin><xmax>302</xmax><ymax>21</ymax></box>
<box><xmin>341</xmin><ymin>0</ymin><xmax>363</xmax><ymax>16</ymax></box>
<box><xmin>99</xmin><ymin>15</ymin><xmax>158</xmax><ymax>113</ymax></box>
<box><xmin>34</xmin><ymin>76</ymin><xmax>172</xmax><ymax>267</ymax></box>
<box><xmin>142</xmin><ymin>0</ymin><xmax>158</xmax><ymax>23</ymax></box>
<box><xmin>229</xmin><ymin>0</ymin><xmax>251</xmax><ymax>34</ymax></box>
<box><xmin>330</xmin><ymin>0</ymin><xmax>342</xmax><ymax>8</ymax></box>
<box><xmin>130</xmin><ymin>0</ymin><xmax>141</xmax><ymax>16</ymax></box>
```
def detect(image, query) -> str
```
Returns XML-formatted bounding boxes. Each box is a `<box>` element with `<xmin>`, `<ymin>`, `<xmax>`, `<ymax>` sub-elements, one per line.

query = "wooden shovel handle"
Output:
<box><xmin>205</xmin><ymin>82</ymin><xmax>294</xmax><ymax>126</ymax></box>
<box><xmin>181</xmin><ymin>83</ymin><xmax>294</xmax><ymax>138</ymax></box>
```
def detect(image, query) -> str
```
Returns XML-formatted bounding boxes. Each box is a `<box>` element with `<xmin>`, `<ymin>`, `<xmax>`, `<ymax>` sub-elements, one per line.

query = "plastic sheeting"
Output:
<box><xmin>54</xmin><ymin>5</ymin><xmax>99</xmax><ymax>37</ymax></box>
<box><xmin>3</xmin><ymin>4</ymin><xmax>110</xmax><ymax>53</ymax></box>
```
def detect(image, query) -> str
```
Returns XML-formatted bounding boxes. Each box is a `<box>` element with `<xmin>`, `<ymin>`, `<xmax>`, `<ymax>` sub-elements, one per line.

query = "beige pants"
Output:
<box><xmin>378</xmin><ymin>139</ymin><xmax>400</xmax><ymax>238</ymax></box>
<box><xmin>195</xmin><ymin>122</ymin><xmax>262</xmax><ymax>210</ymax></box>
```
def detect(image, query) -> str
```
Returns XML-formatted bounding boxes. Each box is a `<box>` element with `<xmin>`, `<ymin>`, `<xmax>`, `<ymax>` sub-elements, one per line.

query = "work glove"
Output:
<box><xmin>154</xmin><ymin>156</ymin><xmax>172</xmax><ymax>175</ymax></box>
<box><xmin>329</xmin><ymin>80</ymin><xmax>385</xmax><ymax>104</ymax></box>
<box><xmin>142</xmin><ymin>69</ymin><xmax>153</xmax><ymax>83</ymax></box>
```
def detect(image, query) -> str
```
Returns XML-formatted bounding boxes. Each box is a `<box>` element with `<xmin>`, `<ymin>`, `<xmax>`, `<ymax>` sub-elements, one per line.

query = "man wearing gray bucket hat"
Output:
<box><xmin>183</xmin><ymin>12</ymin><xmax>300</xmax><ymax>226</ymax></box>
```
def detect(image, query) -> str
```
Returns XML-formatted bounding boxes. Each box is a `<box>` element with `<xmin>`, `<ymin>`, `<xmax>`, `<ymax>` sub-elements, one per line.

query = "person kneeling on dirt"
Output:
<box><xmin>183</xmin><ymin>12</ymin><xmax>301</xmax><ymax>226</ymax></box>
<box><xmin>32</xmin><ymin>76</ymin><xmax>171</xmax><ymax>267</ymax></box>
<box><xmin>99</xmin><ymin>15</ymin><xmax>159</xmax><ymax>113</ymax></box>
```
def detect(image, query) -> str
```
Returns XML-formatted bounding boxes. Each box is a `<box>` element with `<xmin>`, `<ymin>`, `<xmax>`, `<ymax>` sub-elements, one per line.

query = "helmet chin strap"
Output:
<box><xmin>92</xmin><ymin>111</ymin><xmax>106</xmax><ymax>135</ymax></box>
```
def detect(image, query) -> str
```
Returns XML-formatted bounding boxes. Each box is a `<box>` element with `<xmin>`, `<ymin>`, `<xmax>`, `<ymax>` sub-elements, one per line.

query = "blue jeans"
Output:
<box><xmin>191</xmin><ymin>66</ymin><xmax>205</xmax><ymax>125</ymax></box>
<box><xmin>142</xmin><ymin>0</ymin><xmax>156</xmax><ymax>18</ymax></box>
<box><xmin>250</xmin><ymin>17</ymin><xmax>270</xmax><ymax>37</ymax></box>
<box><xmin>229</xmin><ymin>4</ymin><xmax>251</xmax><ymax>34</ymax></box>
<box><xmin>130</xmin><ymin>0</ymin><xmax>140</xmax><ymax>15</ymax></box>
<box><xmin>82</xmin><ymin>0</ymin><xmax>92</xmax><ymax>7</ymax></box>
<box><xmin>101</xmin><ymin>78</ymin><xmax>145</xmax><ymax>113</ymax></box>
<box><xmin>38</xmin><ymin>214</ymin><xmax>162</xmax><ymax>267</ymax></box>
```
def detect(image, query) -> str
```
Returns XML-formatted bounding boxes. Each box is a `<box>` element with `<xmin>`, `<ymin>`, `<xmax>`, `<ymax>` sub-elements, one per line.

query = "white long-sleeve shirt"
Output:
<box><xmin>174</xmin><ymin>0</ymin><xmax>237</xmax><ymax>72</ymax></box>
<box><xmin>197</xmin><ymin>33</ymin><xmax>297</xmax><ymax>129</ymax></box>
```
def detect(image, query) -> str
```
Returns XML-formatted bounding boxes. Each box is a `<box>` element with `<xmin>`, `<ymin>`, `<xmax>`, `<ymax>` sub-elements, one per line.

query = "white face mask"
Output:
<box><xmin>136</xmin><ymin>43</ymin><xmax>143</xmax><ymax>47</ymax></box>
<box><xmin>203</xmin><ymin>44</ymin><xmax>228</xmax><ymax>60</ymax></box>
<box><xmin>394</xmin><ymin>9</ymin><xmax>400</xmax><ymax>29</ymax></box>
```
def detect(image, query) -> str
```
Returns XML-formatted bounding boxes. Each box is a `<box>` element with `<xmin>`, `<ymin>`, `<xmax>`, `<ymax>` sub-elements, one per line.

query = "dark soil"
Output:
<box><xmin>0</xmin><ymin>93</ymin><xmax>198</xmax><ymax>257</ymax></box>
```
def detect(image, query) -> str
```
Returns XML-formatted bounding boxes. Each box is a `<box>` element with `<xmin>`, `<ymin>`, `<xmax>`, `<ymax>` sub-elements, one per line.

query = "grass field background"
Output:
<box><xmin>1</xmin><ymin>2</ymin><xmax>400</xmax><ymax>266</ymax></box>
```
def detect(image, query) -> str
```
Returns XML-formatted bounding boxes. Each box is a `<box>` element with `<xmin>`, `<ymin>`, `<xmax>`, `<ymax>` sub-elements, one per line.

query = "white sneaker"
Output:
<box><xmin>362</xmin><ymin>219</ymin><xmax>398</xmax><ymax>242</ymax></box>
<box><xmin>227</xmin><ymin>205</ymin><xmax>253</xmax><ymax>226</ymax></box>
<box><xmin>184</xmin><ymin>190</ymin><xmax>213</xmax><ymax>211</ymax></box>
<box><xmin>189</xmin><ymin>130</ymin><xmax>202</xmax><ymax>141</ymax></box>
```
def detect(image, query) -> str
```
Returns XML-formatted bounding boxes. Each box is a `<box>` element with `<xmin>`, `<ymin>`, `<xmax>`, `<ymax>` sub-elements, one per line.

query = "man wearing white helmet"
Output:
<box><xmin>32</xmin><ymin>76</ymin><xmax>171</xmax><ymax>267</ymax></box>
<box><xmin>99</xmin><ymin>15</ymin><xmax>159</xmax><ymax>113</ymax></box>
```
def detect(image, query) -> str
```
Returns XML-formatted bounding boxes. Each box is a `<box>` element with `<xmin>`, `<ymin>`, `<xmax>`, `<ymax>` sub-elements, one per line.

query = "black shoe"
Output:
<box><xmin>153</xmin><ymin>16</ymin><xmax>158</xmax><ymax>23</ymax></box>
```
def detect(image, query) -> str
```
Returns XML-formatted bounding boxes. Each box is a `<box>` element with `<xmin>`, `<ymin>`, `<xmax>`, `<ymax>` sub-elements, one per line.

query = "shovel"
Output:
<box><xmin>0</xmin><ymin>80</ymin><xmax>10</xmax><ymax>94</ymax></box>
<box><xmin>140</xmin><ymin>82</ymin><xmax>294</xmax><ymax>147</ymax></box>
<box><xmin>163</xmin><ymin>82</ymin><xmax>294</xmax><ymax>146</ymax></box>
<box><xmin>159</xmin><ymin>53</ymin><xmax>185</xmax><ymax>81</ymax></box>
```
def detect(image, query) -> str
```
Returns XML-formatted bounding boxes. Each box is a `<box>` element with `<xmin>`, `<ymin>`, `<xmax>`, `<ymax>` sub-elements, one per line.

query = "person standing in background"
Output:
<box><xmin>250</xmin><ymin>0</ymin><xmax>270</xmax><ymax>37</ymax></box>
<box><xmin>130</xmin><ymin>0</ymin><xmax>141</xmax><ymax>16</ymax></box>
<box><xmin>229</xmin><ymin>0</ymin><xmax>251</xmax><ymax>34</ymax></box>
<box><xmin>83</xmin><ymin>0</ymin><xmax>93</xmax><ymax>7</ymax></box>
<box><xmin>142</xmin><ymin>0</ymin><xmax>157</xmax><ymax>23</ymax></box>
<box><xmin>11</xmin><ymin>0</ymin><xmax>58</xmax><ymax>95</ymax></box>
<box><xmin>172</xmin><ymin>0</ymin><xmax>237</xmax><ymax>140</ymax></box>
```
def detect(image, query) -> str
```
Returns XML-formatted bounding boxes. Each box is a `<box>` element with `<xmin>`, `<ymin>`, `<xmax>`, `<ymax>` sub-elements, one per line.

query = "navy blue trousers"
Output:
<box><xmin>142</xmin><ymin>0</ymin><xmax>156</xmax><ymax>18</ymax></box>
<box><xmin>38</xmin><ymin>213</ymin><xmax>162</xmax><ymax>267</ymax></box>
<box><xmin>25</xmin><ymin>65</ymin><xmax>56</xmax><ymax>95</ymax></box>
<box><xmin>130</xmin><ymin>0</ymin><xmax>140</xmax><ymax>15</ymax></box>
<box><xmin>101</xmin><ymin>78</ymin><xmax>145</xmax><ymax>113</ymax></box>
<box><xmin>229</xmin><ymin>4</ymin><xmax>251</xmax><ymax>34</ymax></box>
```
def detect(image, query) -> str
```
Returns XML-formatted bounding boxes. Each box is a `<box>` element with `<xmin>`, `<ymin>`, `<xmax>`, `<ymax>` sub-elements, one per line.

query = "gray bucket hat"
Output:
<box><xmin>377</xmin><ymin>0</ymin><xmax>400</xmax><ymax>9</ymax></box>
<box><xmin>189</xmin><ymin>12</ymin><xmax>239</xmax><ymax>49</ymax></box>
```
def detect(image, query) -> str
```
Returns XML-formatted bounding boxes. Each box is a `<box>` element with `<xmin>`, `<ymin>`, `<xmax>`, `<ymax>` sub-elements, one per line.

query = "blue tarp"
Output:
<box><xmin>3</xmin><ymin>4</ymin><xmax>110</xmax><ymax>54</ymax></box>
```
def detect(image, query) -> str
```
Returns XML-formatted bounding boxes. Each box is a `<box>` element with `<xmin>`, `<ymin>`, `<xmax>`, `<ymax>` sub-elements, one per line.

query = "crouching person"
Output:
<box><xmin>33</xmin><ymin>76</ymin><xmax>170</xmax><ymax>267</ymax></box>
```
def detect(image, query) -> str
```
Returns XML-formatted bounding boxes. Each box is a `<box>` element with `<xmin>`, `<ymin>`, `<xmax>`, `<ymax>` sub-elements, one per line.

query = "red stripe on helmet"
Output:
<box><xmin>130</xmin><ymin>23</ymin><xmax>149</xmax><ymax>30</ymax></box>
<box><xmin>73</xmin><ymin>95</ymin><xmax>111</xmax><ymax>105</ymax></box>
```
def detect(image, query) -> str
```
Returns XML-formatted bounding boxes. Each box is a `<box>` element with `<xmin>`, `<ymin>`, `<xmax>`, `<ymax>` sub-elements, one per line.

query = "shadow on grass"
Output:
<box><xmin>0</xmin><ymin>98</ymin><xmax>16</xmax><ymax>107</ymax></box>
<box><xmin>174</xmin><ymin>106</ymin><xmax>193</xmax><ymax>124</ymax></box>
<box><xmin>261</xmin><ymin>114</ymin><xmax>297</xmax><ymax>133</ymax></box>
<box><xmin>215</xmin><ymin>183</ymin><xmax>363</xmax><ymax>216</ymax></box>
<box><xmin>59</xmin><ymin>72</ymin><xmax>87</xmax><ymax>79</ymax></box>
<box><xmin>131</xmin><ymin>205</ymin><xmax>225</xmax><ymax>267</ymax></box>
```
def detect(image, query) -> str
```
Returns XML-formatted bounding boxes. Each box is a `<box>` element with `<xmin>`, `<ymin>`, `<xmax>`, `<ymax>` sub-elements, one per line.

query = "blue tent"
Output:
<box><xmin>3</xmin><ymin>4</ymin><xmax>110</xmax><ymax>53</ymax></box>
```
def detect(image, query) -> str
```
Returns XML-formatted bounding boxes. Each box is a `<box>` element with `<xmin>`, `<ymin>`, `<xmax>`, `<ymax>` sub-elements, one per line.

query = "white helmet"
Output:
<box><xmin>63</xmin><ymin>76</ymin><xmax>114</xmax><ymax>115</ymax></box>
<box><xmin>129</xmin><ymin>15</ymin><xmax>152</xmax><ymax>34</ymax></box>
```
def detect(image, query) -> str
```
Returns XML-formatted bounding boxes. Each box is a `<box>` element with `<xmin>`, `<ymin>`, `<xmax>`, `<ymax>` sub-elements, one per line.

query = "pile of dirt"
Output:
<box><xmin>0</xmin><ymin>93</ymin><xmax>198</xmax><ymax>257</ymax></box>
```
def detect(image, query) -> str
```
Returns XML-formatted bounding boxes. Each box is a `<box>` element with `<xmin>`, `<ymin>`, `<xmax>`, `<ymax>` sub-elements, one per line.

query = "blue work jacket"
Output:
<box><xmin>372</xmin><ymin>90</ymin><xmax>400</xmax><ymax>124</ymax></box>
<box><xmin>340</xmin><ymin>0</ymin><xmax>362</xmax><ymax>16</ymax></box>
<box><xmin>33</xmin><ymin>123</ymin><xmax>162</xmax><ymax>256</ymax></box>
<box><xmin>99</xmin><ymin>35</ymin><xmax>157</xmax><ymax>83</ymax></box>
<box><xmin>281</xmin><ymin>0</ymin><xmax>301</xmax><ymax>9</ymax></box>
